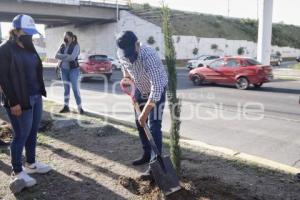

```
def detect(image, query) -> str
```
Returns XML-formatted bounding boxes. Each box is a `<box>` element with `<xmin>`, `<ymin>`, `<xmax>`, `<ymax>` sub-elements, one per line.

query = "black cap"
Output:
<box><xmin>117</xmin><ymin>31</ymin><xmax>138</xmax><ymax>50</ymax></box>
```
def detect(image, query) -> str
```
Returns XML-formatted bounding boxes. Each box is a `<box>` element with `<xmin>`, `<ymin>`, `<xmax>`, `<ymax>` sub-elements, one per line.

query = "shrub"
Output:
<box><xmin>237</xmin><ymin>47</ymin><xmax>245</xmax><ymax>55</ymax></box>
<box><xmin>193</xmin><ymin>48</ymin><xmax>199</xmax><ymax>55</ymax></box>
<box><xmin>143</xmin><ymin>3</ymin><xmax>151</xmax><ymax>10</ymax></box>
<box><xmin>211</xmin><ymin>44</ymin><xmax>218</xmax><ymax>50</ymax></box>
<box><xmin>147</xmin><ymin>36</ymin><xmax>155</xmax><ymax>45</ymax></box>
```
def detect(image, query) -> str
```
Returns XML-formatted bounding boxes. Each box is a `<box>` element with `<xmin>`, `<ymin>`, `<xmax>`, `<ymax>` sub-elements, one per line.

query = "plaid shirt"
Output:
<box><xmin>120</xmin><ymin>45</ymin><xmax>168</xmax><ymax>102</ymax></box>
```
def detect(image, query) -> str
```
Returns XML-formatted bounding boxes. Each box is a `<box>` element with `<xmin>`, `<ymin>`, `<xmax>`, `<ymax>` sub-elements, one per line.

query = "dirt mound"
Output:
<box><xmin>96</xmin><ymin>125</ymin><xmax>122</xmax><ymax>137</ymax></box>
<box><xmin>0</xmin><ymin>121</ymin><xmax>12</xmax><ymax>140</ymax></box>
<box><xmin>118</xmin><ymin>176</ymin><xmax>199</xmax><ymax>200</ymax></box>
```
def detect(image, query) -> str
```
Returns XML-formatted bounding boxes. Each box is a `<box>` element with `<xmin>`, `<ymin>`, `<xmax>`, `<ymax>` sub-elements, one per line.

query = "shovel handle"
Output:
<box><xmin>133</xmin><ymin>102</ymin><xmax>161</xmax><ymax>157</ymax></box>
<box><xmin>120</xmin><ymin>80</ymin><xmax>161</xmax><ymax>157</ymax></box>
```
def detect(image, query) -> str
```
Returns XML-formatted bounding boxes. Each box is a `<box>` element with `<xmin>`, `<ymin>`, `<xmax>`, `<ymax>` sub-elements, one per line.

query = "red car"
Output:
<box><xmin>56</xmin><ymin>54</ymin><xmax>113</xmax><ymax>82</ymax></box>
<box><xmin>79</xmin><ymin>54</ymin><xmax>113</xmax><ymax>82</ymax></box>
<box><xmin>189</xmin><ymin>57</ymin><xmax>273</xmax><ymax>89</ymax></box>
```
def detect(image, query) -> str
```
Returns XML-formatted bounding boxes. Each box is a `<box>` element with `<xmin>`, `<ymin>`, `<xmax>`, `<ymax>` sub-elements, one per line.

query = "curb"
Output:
<box><xmin>46</xmin><ymin>98</ymin><xmax>300</xmax><ymax>176</ymax></box>
<box><xmin>180</xmin><ymin>139</ymin><xmax>300</xmax><ymax>175</ymax></box>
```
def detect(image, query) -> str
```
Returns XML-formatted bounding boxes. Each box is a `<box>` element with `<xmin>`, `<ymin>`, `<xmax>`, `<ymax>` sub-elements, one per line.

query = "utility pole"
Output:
<box><xmin>257</xmin><ymin>0</ymin><xmax>273</xmax><ymax>65</ymax></box>
<box><xmin>257</xmin><ymin>0</ymin><xmax>259</xmax><ymax>20</ymax></box>
<box><xmin>227</xmin><ymin>0</ymin><xmax>230</xmax><ymax>17</ymax></box>
<box><xmin>116</xmin><ymin>0</ymin><xmax>119</xmax><ymax>21</ymax></box>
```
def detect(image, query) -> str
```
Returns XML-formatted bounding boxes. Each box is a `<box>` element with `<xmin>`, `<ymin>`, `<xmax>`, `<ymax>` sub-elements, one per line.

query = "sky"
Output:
<box><xmin>1</xmin><ymin>0</ymin><xmax>300</xmax><ymax>38</ymax></box>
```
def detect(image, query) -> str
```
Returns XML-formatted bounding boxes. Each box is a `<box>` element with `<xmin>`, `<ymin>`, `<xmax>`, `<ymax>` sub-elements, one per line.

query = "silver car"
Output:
<box><xmin>186</xmin><ymin>55</ymin><xmax>220</xmax><ymax>70</ymax></box>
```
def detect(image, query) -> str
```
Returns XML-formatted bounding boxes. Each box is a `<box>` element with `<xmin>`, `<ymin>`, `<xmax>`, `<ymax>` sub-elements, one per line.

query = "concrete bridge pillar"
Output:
<box><xmin>257</xmin><ymin>0</ymin><xmax>273</xmax><ymax>65</ymax></box>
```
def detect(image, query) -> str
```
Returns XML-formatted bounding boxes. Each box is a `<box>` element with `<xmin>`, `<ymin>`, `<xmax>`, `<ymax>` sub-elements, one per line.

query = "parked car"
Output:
<box><xmin>189</xmin><ymin>57</ymin><xmax>273</xmax><ymax>90</ymax></box>
<box><xmin>296</xmin><ymin>56</ymin><xmax>300</xmax><ymax>62</ymax></box>
<box><xmin>186</xmin><ymin>55</ymin><xmax>220</xmax><ymax>70</ymax></box>
<box><xmin>56</xmin><ymin>54</ymin><xmax>113</xmax><ymax>82</ymax></box>
<box><xmin>108</xmin><ymin>57</ymin><xmax>122</xmax><ymax>70</ymax></box>
<box><xmin>270</xmin><ymin>54</ymin><xmax>282</xmax><ymax>66</ymax></box>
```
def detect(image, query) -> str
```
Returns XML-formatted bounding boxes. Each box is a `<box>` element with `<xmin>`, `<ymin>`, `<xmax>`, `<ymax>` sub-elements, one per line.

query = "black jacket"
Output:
<box><xmin>0</xmin><ymin>40</ymin><xmax>46</xmax><ymax>110</ymax></box>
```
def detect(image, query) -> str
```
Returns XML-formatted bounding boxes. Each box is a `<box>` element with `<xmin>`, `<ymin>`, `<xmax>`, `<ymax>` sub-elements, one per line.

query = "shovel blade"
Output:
<box><xmin>150</xmin><ymin>155</ymin><xmax>181</xmax><ymax>196</ymax></box>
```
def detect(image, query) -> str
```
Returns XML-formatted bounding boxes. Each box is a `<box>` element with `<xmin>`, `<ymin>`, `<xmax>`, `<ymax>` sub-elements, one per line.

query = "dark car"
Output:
<box><xmin>189</xmin><ymin>57</ymin><xmax>273</xmax><ymax>90</ymax></box>
<box><xmin>56</xmin><ymin>54</ymin><xmax>113</xmax><ymax>82</ymax></box>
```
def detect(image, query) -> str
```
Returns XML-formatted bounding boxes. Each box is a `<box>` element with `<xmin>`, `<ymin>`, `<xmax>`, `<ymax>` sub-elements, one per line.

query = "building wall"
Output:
<box><xmin>173</xmin><ymin>35</ymin><xmax>300</xmax><ymax>60</ymax></box>
<box><xmin>45</xmin><ymin>10</ymin><xmax>300</xmax><ymax>61</ymax></box>
<box><xmin>45</xmin><ymin>10</ymin><xmax>164</xmax><ymax>60</ymax></box>
<box><xmin>117</xmin><ymin>11</ymin><xmax>164</xmax><ymax>58</ymax></box>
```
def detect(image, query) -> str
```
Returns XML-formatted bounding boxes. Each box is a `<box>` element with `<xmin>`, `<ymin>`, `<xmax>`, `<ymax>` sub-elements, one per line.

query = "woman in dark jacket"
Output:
<box><xmin>0</xmin><ymin>14</ymin><xmax>51</xmax><ymax>192</ymax></box>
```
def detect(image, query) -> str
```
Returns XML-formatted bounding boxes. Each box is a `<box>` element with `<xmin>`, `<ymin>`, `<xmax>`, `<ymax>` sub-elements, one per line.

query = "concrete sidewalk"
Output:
<box><xmin>273</xmin><ymin>69</ymin><xmax>300</xmax><ymax>80</ymax></box>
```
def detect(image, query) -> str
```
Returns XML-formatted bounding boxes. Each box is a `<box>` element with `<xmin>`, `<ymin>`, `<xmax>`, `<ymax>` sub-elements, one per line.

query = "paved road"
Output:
<box><xmin>43</xmin><ymin>64</ymin><xmax>300</xmax><ymax>168</ymax></box>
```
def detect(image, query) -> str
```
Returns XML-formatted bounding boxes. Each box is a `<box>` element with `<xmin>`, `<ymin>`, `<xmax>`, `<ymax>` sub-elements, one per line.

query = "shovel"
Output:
<box><xmin>120</xmin><ymin>79</ymin><xmax>181</xmax><ymax>196</ymax></box>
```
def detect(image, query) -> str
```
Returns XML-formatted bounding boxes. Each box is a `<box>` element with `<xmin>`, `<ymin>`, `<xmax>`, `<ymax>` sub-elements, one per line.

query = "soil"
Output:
<box><xmin>0</xmin><ymin>100</ymin><xmax>300</xmax><ymax>200</ymax></box>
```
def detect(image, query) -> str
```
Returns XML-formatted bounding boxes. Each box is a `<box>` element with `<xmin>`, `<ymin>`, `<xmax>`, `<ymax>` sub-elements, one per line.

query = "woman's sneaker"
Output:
<box><xmin>10</xmin><ymin>171</ymin><xmax>36</xmax><ymax>193</ymax></box>
<box><xmin>24</xmin><ymin>162</ymin><xmax>52</xmax><ymax>174</ymax></box>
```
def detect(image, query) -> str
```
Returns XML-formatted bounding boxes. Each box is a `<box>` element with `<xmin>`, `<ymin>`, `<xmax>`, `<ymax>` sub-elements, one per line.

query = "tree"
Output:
<box><xmin>147</xmin><ymin>36</ymin><xmax>156</xmax><ymax>45</ymax></box>
<box><xmin>276</xmin><ymin>51</ymin><xmax>282</xmax><ymax>57</ymax></box>
<box><xmin>237</xmin><ymin>47</ymin><xmax>245</xmax><ymax>55</ymax></box>
<box><xmin>193</xmin><ymin>48</ymin><xmax>199</xmax><ymax>56</ymax></box>
<box><xmin>211</xmin><ymin>44</ymin><xmax>218</xmax><ymax>50</ymax></box>
<box><xmin>161</xmin><ymin>3</ymin><xmax>182</xmax><ymax>174</ymax></box>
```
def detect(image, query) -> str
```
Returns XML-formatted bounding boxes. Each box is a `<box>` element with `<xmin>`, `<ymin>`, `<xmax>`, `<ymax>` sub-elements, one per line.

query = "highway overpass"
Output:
<box><xmin>0</xmin><ymin>0</ymin><xmax>129</xmax><ymax>26</ymax></box>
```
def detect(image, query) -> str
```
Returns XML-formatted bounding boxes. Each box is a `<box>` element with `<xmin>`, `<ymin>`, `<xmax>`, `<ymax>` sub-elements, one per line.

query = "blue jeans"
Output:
<box><xmin>5</xmin><ymin>95</ymin><xmax>43</xmax><ymax>173</ymax></box>
<box><xmin>61</xmin><ymin>67</ymin><xmax>82</xmax><ymax>107</ymax></box>
<box><xmin>134</xmin><ymin>88</ymin><xmax>166</xmax><ymax>161</ymax></box>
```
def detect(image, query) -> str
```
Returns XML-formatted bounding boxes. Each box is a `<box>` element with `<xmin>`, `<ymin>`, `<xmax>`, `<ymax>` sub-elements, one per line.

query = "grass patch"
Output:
<box><xmin>131</xmin><ymin>3</ymin><xmax>300</xmax><ymax>49</ymax></box>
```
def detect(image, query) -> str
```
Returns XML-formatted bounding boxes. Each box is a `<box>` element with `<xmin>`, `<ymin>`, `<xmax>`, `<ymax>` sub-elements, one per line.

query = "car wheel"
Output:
<box><xmin>254</xmin><ymin>83</ymin><xmax>263</xmax><ymax>88</ymax></box>
<box><xmin>56</xmin><ymin>67</ymin><xmax>61</xmax><ymax>80</ymax></box>
<box><xmin>236</xmin><ymin>77</ymin><xmax>249</xmax><ymax>90</ymax></box>
<box><xmin>192</xmin><ymin>75</ymin><xmax>203</xmax><ymax>86</ymax></box>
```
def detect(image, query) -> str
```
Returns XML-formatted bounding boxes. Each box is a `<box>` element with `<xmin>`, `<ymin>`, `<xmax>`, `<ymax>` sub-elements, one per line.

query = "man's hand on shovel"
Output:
<box><xmin>120</xmin><ymin>78</ymin><xmax>155</xmax><ymax>127</ymax></box>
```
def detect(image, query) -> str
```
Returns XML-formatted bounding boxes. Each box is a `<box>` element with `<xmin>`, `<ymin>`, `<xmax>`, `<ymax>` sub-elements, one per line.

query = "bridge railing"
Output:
<box><xmin>23</xmin><ymin>0</ymin><xmax>130</xmax><ymax>6</ymax></box>
<box><xmin>81</xmin><ymin>0</ymin><xmax>130</xmax><ymax>6</ymax></box>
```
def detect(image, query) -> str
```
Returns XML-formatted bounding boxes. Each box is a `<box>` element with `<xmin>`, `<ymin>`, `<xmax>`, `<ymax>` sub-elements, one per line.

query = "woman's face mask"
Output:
<box><xmin>19</xmin><ymin>35</ymin><xmax>35</xmax><ymax>52</ymax></box>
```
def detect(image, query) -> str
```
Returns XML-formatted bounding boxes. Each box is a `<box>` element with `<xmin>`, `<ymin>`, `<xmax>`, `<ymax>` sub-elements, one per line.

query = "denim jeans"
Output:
<box><xmin>61</xmin><ymin>67</ymin><xmax>82</xmax><ymax>107</ymax></box>
<box><xmin>134</xmin><ymin>88</ymin><xmax>166</xmax><ymax>161</ymax></box>
<box><xmin>5</xmin><ymin>95</ymin><xmax>43</xmax><ymax>173</ymax></box>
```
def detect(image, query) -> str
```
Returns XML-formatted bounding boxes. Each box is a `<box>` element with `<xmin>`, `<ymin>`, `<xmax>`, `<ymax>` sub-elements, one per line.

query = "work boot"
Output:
<box><xmin>139</xmin><ymin>168</ymin><xmax>153</xmax><ymax>181</ymax></box>
<box><xmin>132</xmin><ymin>154</ymin><xmax>151</xmax><ymax>166</ymax></box>
<box><xmin>59</xmin><ymin>105</ymin><xmax>70</xmax><ymax>113</ymax></box>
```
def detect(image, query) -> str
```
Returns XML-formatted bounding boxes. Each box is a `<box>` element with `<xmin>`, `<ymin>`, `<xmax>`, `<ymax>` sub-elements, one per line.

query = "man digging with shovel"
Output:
<box><xmin>117</xmin><ymin>31</ymin><xmax>168</xmax><ymax>180</ymax></box>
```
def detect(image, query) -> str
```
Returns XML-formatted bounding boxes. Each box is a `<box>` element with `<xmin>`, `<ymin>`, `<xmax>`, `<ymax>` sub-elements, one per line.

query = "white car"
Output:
<box><xmin>108</xmin><ymin>57</ymin><xmax>122</xmax><ymax>70</ymax></box>
<box><xmin>186</xmin><ymin>55</ymin><xmax>220</xmax><ymax>70</ymax></box>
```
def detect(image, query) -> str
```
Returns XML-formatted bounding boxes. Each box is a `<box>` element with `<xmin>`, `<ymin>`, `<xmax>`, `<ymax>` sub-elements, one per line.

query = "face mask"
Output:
<box><xmin>64</xmin><ymin>38</ymin><xmax>69</xmax><ymax>43</ymax></box>
<box><xmin>123</xmin><ymin>47</ymin><xmax>138</xmax><ymax>64</ymax></box>
<box><xmin>19</xmin><ymin>35</ymin><xmax>35</xmax><ymax>52</ymax></box>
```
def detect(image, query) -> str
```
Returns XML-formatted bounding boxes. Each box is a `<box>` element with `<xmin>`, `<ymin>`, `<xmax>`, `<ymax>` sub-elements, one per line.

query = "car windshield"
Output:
<box><xmin>89</xmin><ymin>55</ymin><xmax>109</xmax><ymax>61</ymax></box>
